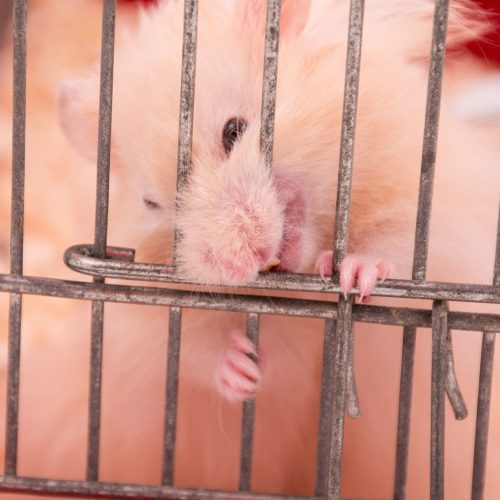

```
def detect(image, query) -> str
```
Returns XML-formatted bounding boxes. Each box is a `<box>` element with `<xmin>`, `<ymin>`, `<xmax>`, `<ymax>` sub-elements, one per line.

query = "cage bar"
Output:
<box><xmin>331</xmin><ymin>0</ymin><xmax>364</xmax><ymax>271</ymax></box>
<box><xmin>172</xmin><ymin>0</ymin><xmax>198</xmax><ymax>266</ymax></box>
<box><xmin>239</xmin><ymin>313</ymin><xmax>260</xmax><ymax>491</ymax></box>
<box><xmin>0</xmin><ymin>475</ymin><xmax>319</xmax><ymax>500</ymax></box>
<box><xmin>471</xmin><ymin>206</ymin><xmax>500</xmax><ymax>499</ymax></box>
<box><xmin>87</xmin><ymin>0</ymin><xmax>116</xmax><ymax>481</ymax></box>
<box><xmin>430</xmin><ymin>300</ymin><xmax>447</xmax><ymax>500</ymax></box>
<box><xmin>162</xmin><ymin>307</ymin><xmax>182</xmax><ymax>485</ymax></box>
<box><xmin>5</xmin><ymin>0</ymin><xmax>27</xmax><ymax>477</ymax></box>
<box><xmin>64</xmin><ymin>245</ymin><xmax>500</xmax><ymax>304</ymax></box>
<box><xmin>412</xmin><ymin>0</ymin><xmax>449</xmax><ymax>281</ymax></box>
<box><xmin>260</xmin><ymin>0</ymin><xmax>281</xmax><ymax>171</ymax></box>
<box><xmin>393</xmin><ymin>326</ymin><xmax>416</xmax><ymax>500</ymax></box>
<box><xmin>315</xmin><ymin>318</ymin><xmax>336</xmax><ymax>495</ymax></box>
<box><xmin>0</xmin><ymin>274</ymin><xmax>498</xmax><ymax>333</ymax></box>
<box><xmin>393</xmin><ymin>1</ymin><xmax>450</xmax><ymax>495</ymax></box>
<box><xmin>326</xmin><ymin>296</ymin><xmax>354</xmax><ymax>500</ymax></box>
<box><xmin>444</xmin><ymin>330</ymin><xmax>467</xmax><ymax>420</ymax></box>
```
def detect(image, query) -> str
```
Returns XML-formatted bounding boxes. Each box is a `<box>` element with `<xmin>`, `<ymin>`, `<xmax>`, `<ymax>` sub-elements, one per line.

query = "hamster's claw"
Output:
<box><xmin>340</xmin><ymin>254</ymin><xmax>392</xmax><ymax>301</ymax></box>
<box><xmin>314</xmin><ymin>250</ymin><xmax>334</xmax><ymax>281</ymax></box>
<box><xmin>215</xmin><ymin>331</ymin><xmax>262</xmax><ymax>401</ymax></box>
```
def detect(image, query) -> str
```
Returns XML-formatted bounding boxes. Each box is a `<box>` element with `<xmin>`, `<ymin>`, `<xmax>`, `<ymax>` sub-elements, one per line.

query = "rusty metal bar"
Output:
<box><xmin>162</xmin><ymin>307</ymin><xmax>182</xmax><ymax>485</ymax></box>
<box><xmin>5</xmin><ymin>0</ymin><xmax>27</xmax><ymax>477</ymax></box>
<box><xmin>87</xmin><ymin>0</ymin><xmax>116</xmax><ymax>481</ymax></box>
<box><xmin>326</xmin><ymin>296</ymin><xmax>354</xmax><ymax>500</ymax></box>
<box><xmin>431</xmin><ymin>300</ymin><xmax>448</xmax><ymax>500</ymax></box>
<box><xmin>0</xmin><ymin>475</ymin><xmax>321</xmax><ymax>500</ymax></box>
<box><xmin>412</xmin><ymin>0</ymin><xmax>449</xmax><ymax>281</ymax></box>
<box><xmin>0</xmin><ymin>274</ymin><xmax>499</xmax><ymax>332</ymax></box>
<box><xmin>64</xmin><ymin>245</ymin><xmax>500</xmax><ymax>304</ymax></box>
<box><xmin>173</xmin><ymin>0</ymin><xmax>198</xmax><ymax>267</ymax></box>
<box><xmin>394</xmin><ymin>1</ymin><xmax>450</xmax><ymax>495</ymax></box>
<box><xmin>239</xmin><ymin>313</ymin><xmax>260</xmax><ymax>492</ymax></box>
<box><xmin>331</xmin><ymin>0</ymin><xmax>364</xmax><ymax>271</ymax></box>
<box><xmin>315</xmin><ymin>318</ymin><xmax>336</xmax><ymax>496</ymax></box>
<box><xmin>260</xmin><ymin>0</ymin><xmax>281</xmax><ymax>171</ymax></box>
<box><xmin>444</xmin><ymin>330</ymin><xmax>467</xmax><ymax>420</ymax></box>
<box><xmin>471</xmin><ymin>205</ymin><xmax>500</xmax><ymax>499</ymax></box>
<box><xmin>393</xmin><ymin>326</ymin><xmax>416</xmax><ymax>500</ymax></box>
<box><xmin>471</xmin><ymin>332</ymin><xmax>496</xmax><ymax>500</ymax></box>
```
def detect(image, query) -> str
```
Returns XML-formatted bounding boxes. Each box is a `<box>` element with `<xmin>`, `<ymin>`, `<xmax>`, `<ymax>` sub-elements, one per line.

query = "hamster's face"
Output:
<box><xmin>58</xmin><ymin>0</ymin><xmax>345</xmax><ymax>285</ymax></box>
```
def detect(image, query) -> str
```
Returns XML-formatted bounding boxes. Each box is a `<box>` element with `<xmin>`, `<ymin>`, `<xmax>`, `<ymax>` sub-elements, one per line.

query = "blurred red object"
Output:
<box><xmin>465</xmin><ymin>0</ymin><xmax>500</xmax><ymax>66</ymax></box>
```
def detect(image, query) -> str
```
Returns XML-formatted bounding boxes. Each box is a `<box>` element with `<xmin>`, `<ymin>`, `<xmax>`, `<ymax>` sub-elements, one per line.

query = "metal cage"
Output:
<box><xmin>0</xmin><ymin>0</ymin><xmax>499</xmax><ymax>499</ymax></box>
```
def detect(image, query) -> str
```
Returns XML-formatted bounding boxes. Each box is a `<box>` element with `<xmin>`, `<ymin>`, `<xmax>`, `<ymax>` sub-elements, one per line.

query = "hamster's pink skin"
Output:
<box><xmin>17</xmin><ymin>0</ymin><xmax>498</xmax><ymax>498</ymax></box>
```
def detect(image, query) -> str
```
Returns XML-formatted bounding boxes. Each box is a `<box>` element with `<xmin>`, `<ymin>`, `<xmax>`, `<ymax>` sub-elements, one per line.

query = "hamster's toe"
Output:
<box><xmin>340</xmin><ymin>254</ymin><xmax>392</xmax><ymax>300</ymax></box>
<box><xmin>215</xmin><ymin>331</ymin><xmax>262</xmax><ymax>401</ymax></box>
<box><xmin>314</xmin><ymin>250</ymin><xmax>334</xmax><ymax>279</ymax></box>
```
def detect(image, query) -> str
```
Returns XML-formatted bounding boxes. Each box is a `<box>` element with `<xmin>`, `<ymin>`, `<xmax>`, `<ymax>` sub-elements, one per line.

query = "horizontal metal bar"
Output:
<box><xmin>64</xmin><ymin>245</ymin><xmax>500</xmax><ymax>304</ymax></box>
<box><xmin>0</xmin><ymin>475</ymin><xmax>323</xmax><ymax>500</ymax></box>
<box><xmin>0</xmin><ymin>274</ymin><xmax>499</xmax><ymax>332</ymax></box>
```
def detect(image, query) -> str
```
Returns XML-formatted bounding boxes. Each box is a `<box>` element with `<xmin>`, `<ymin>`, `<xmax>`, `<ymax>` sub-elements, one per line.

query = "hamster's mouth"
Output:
<box><xmin>262</xmin><ymin>178</ymin><xmax>306</xmax><ymax>274</ymax></box>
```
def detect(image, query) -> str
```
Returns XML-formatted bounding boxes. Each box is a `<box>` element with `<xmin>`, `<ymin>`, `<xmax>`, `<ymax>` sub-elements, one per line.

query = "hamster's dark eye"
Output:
<box><xmin>222</xmin><ymin>117</ymin><xmax>247</xmax><ymax>154</ymax></box>
<box><xmin>143</xmin><ymin>198</ymin><xmax>162</xmax><ymax>211</ymax></box>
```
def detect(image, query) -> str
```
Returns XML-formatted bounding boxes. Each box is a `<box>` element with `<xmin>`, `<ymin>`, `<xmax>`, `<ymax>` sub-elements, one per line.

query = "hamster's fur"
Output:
<box><xmin>6</xmin><ymin>1</ymin><xmax>500</xmax><ymax>499</ymax></box>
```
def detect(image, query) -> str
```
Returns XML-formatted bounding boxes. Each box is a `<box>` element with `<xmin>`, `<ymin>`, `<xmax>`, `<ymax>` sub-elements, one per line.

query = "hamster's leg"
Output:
<box><xmin>315</xmin><ymin>250</ymin><xmax>392</xmax><ymax>300</ymax></box>
<box><xmin>214</xmin><ymin>330</ymin><xmax>262</xmax><ymax>401</ymax></box>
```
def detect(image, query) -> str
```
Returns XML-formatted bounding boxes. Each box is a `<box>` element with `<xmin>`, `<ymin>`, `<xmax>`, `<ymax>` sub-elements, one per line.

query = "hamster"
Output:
<box><xmin>15</xmin><ymin>0</ymin><xmax>500</xmax><ymax>499</ymax></box>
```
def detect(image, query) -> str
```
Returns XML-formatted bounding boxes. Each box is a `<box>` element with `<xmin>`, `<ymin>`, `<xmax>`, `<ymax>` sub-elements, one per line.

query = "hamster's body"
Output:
<box><xmin>12</xmin><ymin>1</ymin><xmax>500</xmax><ymax>499</ymax></box>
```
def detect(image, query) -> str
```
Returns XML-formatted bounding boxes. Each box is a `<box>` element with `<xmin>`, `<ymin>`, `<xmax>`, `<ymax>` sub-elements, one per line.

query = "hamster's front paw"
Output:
<box><xmin>315</xmin><ymin>250</ymin><xmax>392</xmax><ymax>300</ymax></box>
<box><xmin>340</xmin><ymin>254</ymin><xmax>392</xmax><ymax>300</ymax></box>
<box><xmin>215</xmin><ymin>331</ymin><xmax>262</xmax><ymax>401</ymax></box>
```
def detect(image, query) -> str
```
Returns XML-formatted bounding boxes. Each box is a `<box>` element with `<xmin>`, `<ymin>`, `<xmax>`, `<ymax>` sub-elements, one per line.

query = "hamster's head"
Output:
<box><xmin>57</xmin><ymin>0</ymin><xmax>485</xmax><ymax>285</ymax></box>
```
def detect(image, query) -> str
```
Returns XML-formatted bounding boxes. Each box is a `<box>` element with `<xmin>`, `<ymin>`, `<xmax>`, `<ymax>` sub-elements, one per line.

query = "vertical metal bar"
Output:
<box><xmin>471</xmin><ymin>332</ymin><xmax>496</xmax><ymax>500</ymax></box>
<box><xmin>5</xmin><ymin>0</ymin><xmax>27</xmax><ymax>477</ymax></box>
<box><xmin>162</xmin><ymin>307</ymin><xmax>182</xmax><ymax>486</ymax></box>
<box><xmin>87</xmin><ymin>0</ymin><xmax>116</xmax><ymax>481</ymax></box>
<box><xmin>326</xmin><ymin>296</ymin><xmax>354</xmax><ymax>500</ymax></box>
<box><xmin>412</xmin><ymin>0</ymin><xmax>450</xmax><ymax>281</ymax></box>
<box><xmin>394</xmin><ymin>2</ymin><xmax>450</xmax><ymax>496</ymax></box>
<box><xmin>260</xmin><ymin>0</ymin><xmax>281</xmax><ymax>171</ymax></box>
<box><xmin>393</xmin><ymin>326</ymin><xmax>416</xmax><ymax>500</ymax></box>
<box><xmin>331</xmin><ymin>0</ymin><xmax>364</xmax><ymax>273</ymax></box>
<box><xmin>431</xmin><ymin>300</ymin><xmax>447</xmax><ymax>500</ymax></box>
<box><xmin>173</xmin><ymin>0</ymin><xmax>198</xmax><ymax>267</ymax></box>
<box><xmin>322</xmin><ymin>0</ymin><xmax>364</xmax><ymax>497</ymax></box>
<box><xmin>239</xmin><ymin>313</ymin><xmax>260</xmax><ymax>491</ymax></box>
<box><xmin>471</xmin><ymin>205</ymin><xmax>500</xmax><ymax>500</ymax></box>
<box><xmin>315</xmin><ymin>318</ymin><xmax>336</xmax><ymax>496</ymax></box>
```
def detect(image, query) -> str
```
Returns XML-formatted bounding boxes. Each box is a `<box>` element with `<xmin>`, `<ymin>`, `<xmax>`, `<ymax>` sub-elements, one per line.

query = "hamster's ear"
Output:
<box><xmin>235</xmin><ymin>0</ymin><xmax>311</xmax><ymax>39</ymax></box>
<box><xmin>57</xmin><ymin>77</ymin><xmax>99</xmax><ymax>163</ymax></box>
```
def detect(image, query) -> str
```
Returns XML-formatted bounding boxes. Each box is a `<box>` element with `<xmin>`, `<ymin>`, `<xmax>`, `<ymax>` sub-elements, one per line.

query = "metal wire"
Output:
<box><xmin>5</xmin><ymin>0</ymin><xmax>27</xmax><ymax>477</ymax></box>
<box><xmin>394</xmin><ymin>1</ymin><xmax>450</xmax><ymax>496</ymax></box>
<box><xmin>162</xmin><ymin>307</ymin><xmax>182</xmax><ymax>485</ymax></box>
<box><xmin>86</xmin><ymin>0</ymin><xmax>116</xmax><ymax>481</ymax></box>
<box><xmin>173</xmin><ymin>0</ymin><xmax>198</xmax><ymax>267</ymax></box>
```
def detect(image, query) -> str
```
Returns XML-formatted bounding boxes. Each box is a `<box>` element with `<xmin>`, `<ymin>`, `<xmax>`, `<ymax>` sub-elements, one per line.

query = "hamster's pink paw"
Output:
<box><xmin>340</xmin><ymin>254</ymin><xmax>392</xmax><ymax>300</ymax></box>
<box><xmin>314</xmin><ymin>250</ymin><xmax>334</xmax><ymax>278</ymax></box>
<box><xmin>215</xmin><ymin>331</ymin><xmax>262</xmax><ymax>401</ymax></box>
